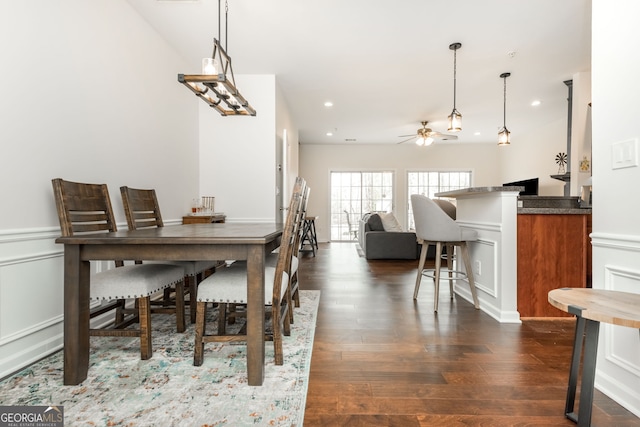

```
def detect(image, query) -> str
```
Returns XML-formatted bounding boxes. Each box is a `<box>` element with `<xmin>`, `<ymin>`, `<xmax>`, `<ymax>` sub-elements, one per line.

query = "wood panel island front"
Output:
<box><xmin>517</xmin><ymin>197</ymin><xmax>592</xmax><ymax>318</ymax></box>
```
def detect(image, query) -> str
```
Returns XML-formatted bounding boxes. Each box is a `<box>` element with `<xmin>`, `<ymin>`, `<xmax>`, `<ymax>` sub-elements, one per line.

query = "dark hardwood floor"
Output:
<box><xmin>299</xmin><ymin>242</ymin><xmax>639</xmax><ymax>426</ymax></box>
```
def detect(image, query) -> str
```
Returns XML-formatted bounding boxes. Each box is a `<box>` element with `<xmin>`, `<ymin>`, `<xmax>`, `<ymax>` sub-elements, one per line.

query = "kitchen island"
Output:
<box><xmin>436</xmin><ymin>186</ymin><xmax>523</xmax><ymax>323</ymax></box>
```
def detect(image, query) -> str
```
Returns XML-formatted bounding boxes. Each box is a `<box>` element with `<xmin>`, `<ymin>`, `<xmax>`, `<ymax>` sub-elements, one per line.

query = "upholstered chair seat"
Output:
<box><xmin>90</xmin><ymin>264</ymin><xmax>184</xmax><ymax>301</ymax></box>
<box><xmin>196</xmin><ymin>263</ymin><xmax>289</xmax><ymax>306</ymax></box>
<box><xmin>193</xmin><ymin>177</ymin><xmax>306</xmax><ymax>367</ymax></box>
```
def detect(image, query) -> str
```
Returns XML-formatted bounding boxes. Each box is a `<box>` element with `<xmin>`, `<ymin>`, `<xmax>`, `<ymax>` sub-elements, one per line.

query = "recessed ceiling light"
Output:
<box><xmin>324</xmin><ymin>101</ymin><xmax>333</xmax><ymax>107</ymax></box>
<box><xmin>326</xmin><ymin>131</ymin><xmax>333</xmax><ymax>136</ymax></box>
<box><xmin>531</xmin><ymin>100</ymin><xmax>541</xmax><ymax>107</ymax></box>
<box><xmin>474</xmin><ymin>131</ymin><xmax>481</xmax><ymax>136</ymax></box>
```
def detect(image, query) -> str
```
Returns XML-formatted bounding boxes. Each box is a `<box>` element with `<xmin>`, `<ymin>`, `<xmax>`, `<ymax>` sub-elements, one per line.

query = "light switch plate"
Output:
<box><xmin>611</xmin><ymin>138</ymin><xmax>638</xmax><ymax>170</ymax></box>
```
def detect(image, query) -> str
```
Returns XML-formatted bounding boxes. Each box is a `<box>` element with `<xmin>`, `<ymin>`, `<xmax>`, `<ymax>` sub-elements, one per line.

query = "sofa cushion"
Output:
<box><xmin>367</xmin><ymin>213</ymin><xmax>385</xmax><ymax>231</ymax></box>
<box><xmin>379</xmin><ymin>212</ymin><xmax>403</xmax><ymax>232</ymax></box>
<box><xmin>364</xmin><ymin>231</ymin><xmax>420</xmax><ymax>260</ymax></box>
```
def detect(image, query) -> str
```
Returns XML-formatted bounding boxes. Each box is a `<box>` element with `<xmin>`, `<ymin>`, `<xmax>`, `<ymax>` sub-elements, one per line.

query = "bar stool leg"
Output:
<box><xmin>446</xmin><ymin>244</ymin><xmax>454</xmax><ymax>299</ymax></box>
<box><xmin>310</xmin><ymin>219</ymin><xmax>318</xmax><ymax>250</ymax></box>
<box><xmin>413</xmin><ymin>241</ymin><xmax>428</xmax><ymax>299</ymax></box>
<box><xmin>460</xmin><ymin>242</ymin><xmax>479</xmax><ymax>309</ymax></box>
<box><xmin>433</xmin><ymin>241</ymin><xmax>443</xmax><ymax>312</ymax></box>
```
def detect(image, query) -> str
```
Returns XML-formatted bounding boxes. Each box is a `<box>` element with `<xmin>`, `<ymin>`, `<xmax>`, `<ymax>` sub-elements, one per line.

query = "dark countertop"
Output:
<box><xmin>518</xmin><ymin>207</ymin><xmax>591</xmax><ymax>214</ymax></box>
<box><xmin>436</xmin><ymin>186</ymin><xmax>524</xmax><ymax>197</ymax></box>
<box><xmin>517</xmin><ymin>195</ymin><xmax>591</xmax><ymax>214</ymax></box>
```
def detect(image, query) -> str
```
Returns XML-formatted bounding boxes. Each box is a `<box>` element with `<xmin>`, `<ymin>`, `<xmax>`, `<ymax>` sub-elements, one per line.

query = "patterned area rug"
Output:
<box><xmin>0</xmin><ymin>290</ymin><xmax>320</xmax><ymax>427</ymax></box>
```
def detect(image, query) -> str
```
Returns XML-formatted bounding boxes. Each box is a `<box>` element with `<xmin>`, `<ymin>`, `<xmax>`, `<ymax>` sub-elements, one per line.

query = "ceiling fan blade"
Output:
<box><xmin>397</xmin><ymin>136</ymin><xmax>415</xmax><ymax>144</ymax></box>
<box><xmin>398</xmin><ymin>134</ymin><xmax>416</xmax><ymax>138</ymax></box>
<box><xmin>429</xmin><ymin>132</ymin><xmax>458</xmax><ymax>140</ymax></box>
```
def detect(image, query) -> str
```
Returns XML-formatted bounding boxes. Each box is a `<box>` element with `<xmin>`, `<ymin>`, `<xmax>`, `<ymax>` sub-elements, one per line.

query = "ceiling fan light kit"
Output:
<box><xmin>498</xmin><ymin>72</ymin><xmax>511</xmax><ymax>146</ymax></box>
<box><xmin>416</xmin><ymin>135</ymin><xmax>435</xmax><ymax>146</ymax></box>
<box><xmin>177</xmin><ymin>0</ymin><xmax>256</xmax><ymax>116</ymax></box>
<box><xmin>447</xmin><ymin>42</ymin><xmax>462</xmax><ymax>132</ymax></box>
<box><xmin>397</xmin><ymin>120</ymin><xmax>457</xmax><ymax>146</ymax></box>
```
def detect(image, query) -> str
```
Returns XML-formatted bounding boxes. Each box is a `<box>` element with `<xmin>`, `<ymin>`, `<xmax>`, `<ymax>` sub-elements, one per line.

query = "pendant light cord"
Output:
<box><xmin>225</xmin><ymin>0</ymin><xmax>229</xmax><ymax>52</ymax></box>
<box><xmin>215</xmin><ymin>0</ymin><xmax>229</xmax><ymax>52</ymax></box>
<box><xmin>453</xmin><ymin>48</ymin><xmax>457</xmax><ymax>109</ymax></box>
<box><xmin>503</xmin><ymin>76</ymin><xmax>507</xmax><ymax>126</ymax></box>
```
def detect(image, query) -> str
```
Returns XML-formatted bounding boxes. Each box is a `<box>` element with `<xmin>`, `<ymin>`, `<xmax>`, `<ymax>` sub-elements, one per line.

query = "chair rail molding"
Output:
<box><xmin>591</xmin><ymin>232</ymin><xmax>640</xmax><ymax>252</ymax></box>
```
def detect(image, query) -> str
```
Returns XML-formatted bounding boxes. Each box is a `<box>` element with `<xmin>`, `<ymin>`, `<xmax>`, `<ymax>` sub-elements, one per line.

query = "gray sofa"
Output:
<box><xmin>358</xmin><ymin>213</ymin><xmax>423</xmax><ymax>260</ymax></box>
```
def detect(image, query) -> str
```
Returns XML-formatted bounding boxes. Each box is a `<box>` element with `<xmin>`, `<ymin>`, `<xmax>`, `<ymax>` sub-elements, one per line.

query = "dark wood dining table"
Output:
<box><xmin>55</xmin><ymin>222</ymin><xmax>283</xmax><ymax>386</ymax></box>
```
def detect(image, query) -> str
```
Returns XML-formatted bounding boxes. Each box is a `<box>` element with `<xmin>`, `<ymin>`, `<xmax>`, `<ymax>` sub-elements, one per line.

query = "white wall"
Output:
<box><xmin>591</xmin><ymin>0</ymin><xmax>640</xmax><ymax>416</ymax></box>
<box><xmin>197</xmin><ymin>74</ymin><xmax>300</xmax><ymax>223</ymax></box>
<box><xmin>199</xmin><ymin>75</ymin><xmax>277</xmax><ymax>222</ymax></box>
<box><xmin>276</xmin><ymin>83</ymin><xmax>300</xmax><ymax>204</ymax></box>
<box><xmin>498</xmin><ymin>117</ymin><xmax>568</xmax><ymax>196</ymax></box>
<box><xmin>0</xmin><ymin>0</ymin><xmax>198</xmax><ymax>378</ymax></box>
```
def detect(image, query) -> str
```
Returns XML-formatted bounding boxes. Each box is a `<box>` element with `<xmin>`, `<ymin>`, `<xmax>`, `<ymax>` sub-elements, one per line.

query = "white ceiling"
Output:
<box><xmin>126</xmin><ymin>0</ymin><xmax>592</xmax><ymax>145</ymax></box>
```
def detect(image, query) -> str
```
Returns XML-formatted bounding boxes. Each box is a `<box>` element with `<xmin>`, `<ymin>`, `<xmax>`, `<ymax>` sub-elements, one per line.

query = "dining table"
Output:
<box><xmin>55</xmin><ymin>222</ymin><xmax>283</xmax><ymax>386</ymax></box>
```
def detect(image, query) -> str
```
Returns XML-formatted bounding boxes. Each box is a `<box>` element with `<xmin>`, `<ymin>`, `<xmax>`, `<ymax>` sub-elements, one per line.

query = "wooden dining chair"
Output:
<box><xmin>221</xmin><ymin>178</ymin><xmax>307</xmax><ymax>331</ymax></box>
<box><xmin>51</xmin><ymin>178</ymin><xmax>186</xmax><ymax>360</ymax></box>
<box><xmin>193</xmin><ymin>177</ymin><xmax>305</xmax><ymax>366</ymax></box>
<box><xmin>120</xmin><ymin>186</ymin><xmax>218</xmax><ymax>324</ymax></box>
<box><xmin>289</xmin><ymin>185</ymin><xmax>310</xmax><ymax>314</ymax></box>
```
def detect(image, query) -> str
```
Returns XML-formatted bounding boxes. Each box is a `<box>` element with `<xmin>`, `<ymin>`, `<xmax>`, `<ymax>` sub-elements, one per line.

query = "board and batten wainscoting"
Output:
<box><xmin>590</xmin><ymin>231</ymin><xmax>640</xmax><ymax>417</ymax></box>
<box><xmin>0</xmin><ymin>228</ymin><xmax>64</xmax><ymax>379</ymax></box>
<box><xmin>0</xmin><ymin>223</ymin><xmax>170</xmax><ymax>380</ymax></box>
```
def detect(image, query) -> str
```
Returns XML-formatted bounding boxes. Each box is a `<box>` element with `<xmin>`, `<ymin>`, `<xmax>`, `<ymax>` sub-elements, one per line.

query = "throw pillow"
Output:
<box><xmin>379</xmin><ymin>212</ymin><xmax>403</xmax><ymax>232</ymax></box>
<box><xmin>367</xmin><ymin>213</ymin><xmax>385</xmax><ymax>231</ymax></box>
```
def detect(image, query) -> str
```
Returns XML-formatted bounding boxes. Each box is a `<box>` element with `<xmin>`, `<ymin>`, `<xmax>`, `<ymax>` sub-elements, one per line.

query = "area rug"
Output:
<box><xmin>0</xmin><ymin>290</ymin><xmax>320</xmax><ymax>427</ymax></box>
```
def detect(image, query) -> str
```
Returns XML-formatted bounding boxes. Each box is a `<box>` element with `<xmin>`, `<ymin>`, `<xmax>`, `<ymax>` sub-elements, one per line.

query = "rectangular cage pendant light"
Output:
<box><xmin>178</xmin><ymin>38</ymin><xmax>256</xmax><ymax>116</ymax></box>
<box><xmin>178</xmin><ymin>0</ymin><xmax>255</xmax><ymax>117</ymax></box>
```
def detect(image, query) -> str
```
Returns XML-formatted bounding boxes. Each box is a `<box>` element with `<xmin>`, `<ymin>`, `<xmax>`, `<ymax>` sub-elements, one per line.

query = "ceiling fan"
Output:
<box><xmin>397</xmin><ymin>121</ymin><xmax>458</xmax><ymax>146</ymax></box>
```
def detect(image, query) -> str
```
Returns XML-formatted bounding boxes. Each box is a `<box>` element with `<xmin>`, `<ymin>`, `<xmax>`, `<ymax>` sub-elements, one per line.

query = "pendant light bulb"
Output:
<box><xmin>448</xmin><ymin>42</ymin><xmax>462</xmax><ymax>132</ymax></box>
<box><xmin>498</xmin><ymin>127</ymin><xmax>511</xmax><ymax>146</ymax></box>
<box><xmin>202</xmin><ymin>58</ymin><xmax>218</xmax><ymax>75</ymax></box>
<box><xmin>498</xmin><ymin>72</ymin><xmax>511</xmax><ymax>146</ymax></box>
<box><xmin>448</xmin><ymin>109</ymin><xmax>462</xmax><ymax>132</ymax></box>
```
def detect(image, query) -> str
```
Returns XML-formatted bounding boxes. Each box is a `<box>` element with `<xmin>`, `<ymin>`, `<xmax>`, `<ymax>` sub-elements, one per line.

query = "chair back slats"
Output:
<box><xmin>68</xmin><ymin>221</ymin><xmax>113</xmax><ymax>234</ymax></box>
<box><xmin>52</xmin><ymin>178</ymin><xmax>125</xmax><ymax>267</ymax></box>
<box><xmin>120</xmin><ymin>187</ymin><xmax>164</xmax><ymax>230</ymax></box>
<box><xmin>68</xmin><ymin>212</ymin><xmax>110</xmax><ymax>223</ymax></box>
<box><xmin>52</xmin><ymin>179</ymin><xmax>118</xmax><ymax>236</ymax></box>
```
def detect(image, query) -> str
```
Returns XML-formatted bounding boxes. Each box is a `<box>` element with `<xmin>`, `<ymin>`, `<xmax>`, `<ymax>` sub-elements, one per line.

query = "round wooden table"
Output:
<box><xmin>548</xmin><ymin>287</ymin><xmax>640</xmax><ymax>426</ymax></box>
